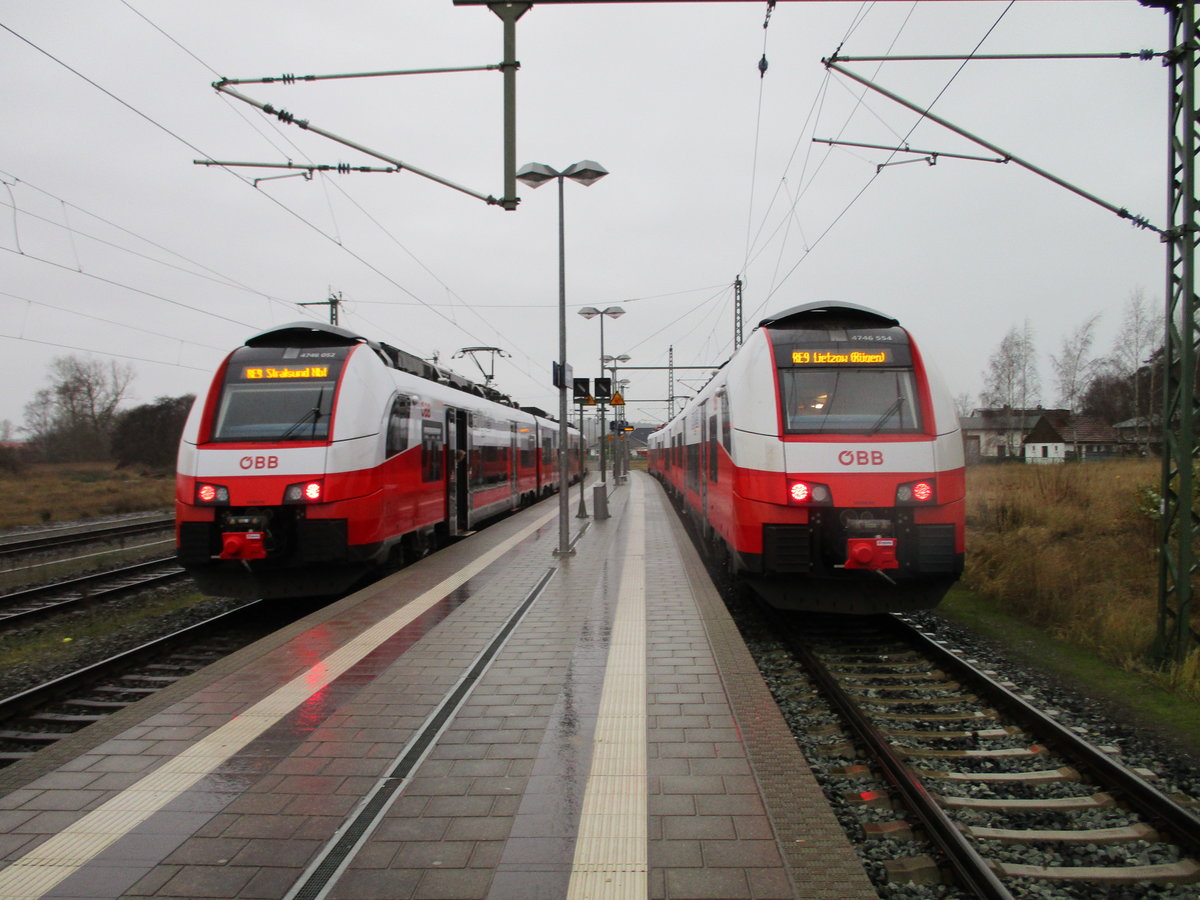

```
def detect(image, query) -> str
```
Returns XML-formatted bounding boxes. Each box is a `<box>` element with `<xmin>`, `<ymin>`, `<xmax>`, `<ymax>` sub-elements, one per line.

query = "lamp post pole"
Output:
<box><xmin>516</xmin><ymin>160</ymin><xmax>608</xmax><ymax>558</ymax></box>
<box><xmin>556</xmin><ymin>173</ymin><xmax>570</xmax><ymax>553</ymax></box>
<box><xmin>578</xmin><ymin>306</ymin><xmax>624</xmax><ymax>483</ymax></box>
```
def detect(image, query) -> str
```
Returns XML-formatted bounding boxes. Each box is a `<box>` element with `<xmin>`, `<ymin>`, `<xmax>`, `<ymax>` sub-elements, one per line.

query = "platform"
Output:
<box><xmin>0</xmin><ymin>472</ymin><xmax>875</xmax><ymax>899</ymax></box>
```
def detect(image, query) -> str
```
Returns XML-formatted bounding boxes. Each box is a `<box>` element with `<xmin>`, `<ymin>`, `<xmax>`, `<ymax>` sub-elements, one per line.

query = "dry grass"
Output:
<box><xmin>965</xmin><ymin>460</ymin><xmax>1199</xmax><ymax>700</ymax></box>
<box><xmin>0</xmin><ymin>462</ymin><xmax>174</xmax><ymax>530</ymax></box>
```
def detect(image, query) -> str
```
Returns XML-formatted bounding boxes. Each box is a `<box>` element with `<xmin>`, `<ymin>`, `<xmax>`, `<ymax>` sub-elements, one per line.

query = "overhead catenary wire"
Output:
<box><xmin>113</xmin><ymin>2</ymin><xmax>586</xmax><ymax>401</ymax></box>
<box><xmin>0</xmin><ymin>14</ymin><xmax>548</xmax><ymax>401</ymax></box>
<box><xmin>754</xmin><ymin>1</ymin><xmax>1019</xmax><ymax>318</ymax></box>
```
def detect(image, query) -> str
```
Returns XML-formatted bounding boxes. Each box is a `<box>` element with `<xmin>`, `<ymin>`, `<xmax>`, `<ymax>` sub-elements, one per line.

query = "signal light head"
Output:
<box><xmin>195</xmin><ymin>483</ymin><xmax>229</xmax><ymax>505</ymax></box>
<box><xmin>284</xmin><ymin>480</ymin><xmax>324</xmax><ymax>504</ymax></box>
<box><xmin>896</xmin><ymin>479</ymin><xmax>936</xmax><ymax>505</ymax></box>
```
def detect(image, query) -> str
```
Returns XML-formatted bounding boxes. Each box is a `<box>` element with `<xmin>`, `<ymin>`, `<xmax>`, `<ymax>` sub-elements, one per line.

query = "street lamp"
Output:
<box><xmin>516</xmin><ymin>159</ymin><xmax>608</xmax><ymax>557</ymax></box>
<box><xmin>578</xmin><ymin>305</ymin><xmax>624</xmax><ymax>482</ymax></box>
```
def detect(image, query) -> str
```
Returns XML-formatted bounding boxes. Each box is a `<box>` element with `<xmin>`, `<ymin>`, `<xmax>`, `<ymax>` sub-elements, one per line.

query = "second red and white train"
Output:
<box><xmin>176</xmin><ymin>321</ymin><xmax>583</xmax><ymax>599</ymax></box>
<box><xmin>648</xmin><ymin>301</ymin><xmax>964</xmax><ymax>613</ymax></box>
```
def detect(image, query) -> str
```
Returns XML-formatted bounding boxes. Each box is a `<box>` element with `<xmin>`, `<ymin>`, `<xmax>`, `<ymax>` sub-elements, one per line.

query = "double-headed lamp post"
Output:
<box><xmin>515</xmin><ymin>159</ymin><xmax>608</xmax><ymax>557</ymax></box>
<box><xmin>577</xmin><ymin>305</ymin><xmax>624</xmax><ymax>482</ymax></box>
<box><xmin>601</xmin><ymin>352</ymin><xmax>630</xmax><ymax>481</ymax></box>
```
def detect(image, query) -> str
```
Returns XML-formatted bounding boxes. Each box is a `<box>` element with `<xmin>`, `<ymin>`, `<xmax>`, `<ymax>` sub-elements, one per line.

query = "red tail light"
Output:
<box><xmin>787</xmin><ymin>480</ymin><xmax>831</xmax><ymax>505</ymax></box>
<box><xmin>284</xmin><ymin>480</ymin><xmax>324</xmax><ymax>504</ymax></box>
<box><xmin>896</xmin><ymin>479</ymin><xmax>936</xmax><ymax>505</ymax></box>
<box><xmin>195</xmin><ymin>483</ymin><xmax>229</xmax><ymax>505</ymax></box>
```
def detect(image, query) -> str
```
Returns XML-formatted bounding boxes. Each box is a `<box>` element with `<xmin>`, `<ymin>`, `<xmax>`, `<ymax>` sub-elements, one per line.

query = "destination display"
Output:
<box><xmin>790</xmin><ymin>348</ymin><xmax>894</xmax><ymax>365</ymax></box>
<box><xmin>242</xmin><ymin>365</ymin><xmax>331</xmax><ymax>380</ymax></box>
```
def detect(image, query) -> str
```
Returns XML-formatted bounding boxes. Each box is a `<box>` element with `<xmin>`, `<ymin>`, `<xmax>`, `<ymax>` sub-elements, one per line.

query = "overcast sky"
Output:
<box><xmin>0</xmin><ymin>1</ymin><xmax>1168</xmax><ymax>431</ymax></box>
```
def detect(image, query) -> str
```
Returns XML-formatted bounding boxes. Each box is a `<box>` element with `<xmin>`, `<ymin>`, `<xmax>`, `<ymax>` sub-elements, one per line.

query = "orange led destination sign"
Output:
<box><xmin>243</xmin><ymin>365</ymin><xmax>331</xmax><ymax>380</ymax></box>
<box><xmin>791</xmin><ymin>349</ymin><xmax>892</xmax><ymax>365</ymax></box>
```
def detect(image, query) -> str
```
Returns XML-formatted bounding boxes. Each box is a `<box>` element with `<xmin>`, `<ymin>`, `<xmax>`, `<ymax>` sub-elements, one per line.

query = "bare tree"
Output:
<box><xmin>21</xmin><ymin>355</ymin><xmax>136</xmax><ymax>461</ymax></box>
<box><xmin>1108</xmin><ymin>288</ymin><xmax>1163</xmax><ymax>451</ymax></box>
<box><xmin>980</xmin><ymin>321</ymin><xmax>1040</xmax><ymax>456</ymax></box>
<box><xmin>1051</xmin><ymin>314</ymin><xmax>1101</xmax><ymax>413</ymax></box>
<box><xmin>981</xmin><ymin>321</ymin><xmax>1040</xmax><ymax>409</ymax></box>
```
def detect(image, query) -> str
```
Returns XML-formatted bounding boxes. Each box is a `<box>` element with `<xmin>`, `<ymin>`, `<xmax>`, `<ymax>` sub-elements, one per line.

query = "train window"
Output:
<box><xmin>386</xmin><ymin>396</ymin><xmax>411</xmax><ymax>458</ymax></box>
<box><xmin>718</xmin><ymin>389</ymin><xmax>732</xmax><ymax>453</ymax></box>
<box><xmin>212</xmin><ymin>381</ymin><xmax>335</xmax><ymax>442</ymax></box>
<box><xmin>708</xmin><ymin>410</ymin><xmax>719</xmax><ymax>483</ymax></box>
<box><xmin>421</xmin><ymin>421</ymin><xmax>444</xmax><ymax>481</ymax></box>
<box><xmin>519</xmin><ymin>431</ymin><xmax>536</xmax><ymax>469</ymax></box>
<box><xmin>779</xmin><ymin>368</ymin><xmax>922</xmax><ymax>434</ymax></box>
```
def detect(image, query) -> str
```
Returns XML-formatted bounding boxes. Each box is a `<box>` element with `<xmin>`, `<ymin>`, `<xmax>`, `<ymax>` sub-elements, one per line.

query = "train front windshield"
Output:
<box><xmin>213</xmin><ymin>382</ymin><xmax>337</xmax><ymax>441</ymax></box>
<box><xmin>780</xmin><ymin>367</ymin><xmax>921</xmax><ymax>434</ymax></box>
<box><xmin>210</xmin><ymin>347</ymin><xmax>347</xmax><ymax>442</ymax></box>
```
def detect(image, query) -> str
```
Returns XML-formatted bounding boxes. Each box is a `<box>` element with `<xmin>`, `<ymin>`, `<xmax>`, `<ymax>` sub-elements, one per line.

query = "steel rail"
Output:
<box><xmin>0</xmin><ymin>557</ymin><xmax>186</xmax><ymax>628</ymax></box>
<box><xmin>0</xmin><ymin>600</ymin><xmax>264</xmax><ymax>725</ymax></box>
<box><xmin>0</xmin><ymin>516</ymin><xmax>174</xmax><ymax>559</ymax></box>
<box><xmin>895</xmin><ymin>615</ymin><xmax>1200</xmax><ymax>858</ymax></box>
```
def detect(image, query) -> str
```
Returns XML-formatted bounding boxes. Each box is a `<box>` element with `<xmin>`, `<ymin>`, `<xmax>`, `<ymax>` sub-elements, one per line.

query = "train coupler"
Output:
<box><xmin>844</xmin><ymin>537</ymin><xmax>899</xmax><ymax>572</ymax></box>
<box><xmin>219</xmin><ymin>531</ymin><xmax>268</xmax><ymax>560</ymax></box>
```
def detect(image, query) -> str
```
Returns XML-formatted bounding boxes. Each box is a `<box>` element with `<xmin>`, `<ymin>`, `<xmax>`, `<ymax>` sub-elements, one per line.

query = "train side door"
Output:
<box><xmin>447</xmin><ymin>408</ymin><xmax>469</xmax><ymax>535</ymax></box>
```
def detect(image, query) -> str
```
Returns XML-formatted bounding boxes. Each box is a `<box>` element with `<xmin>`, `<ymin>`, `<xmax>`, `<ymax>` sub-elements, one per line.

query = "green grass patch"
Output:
<box><xmin>939</xmin><ymin>585</ymin><xmax>1200</xmax><ymax>755</ymax></box>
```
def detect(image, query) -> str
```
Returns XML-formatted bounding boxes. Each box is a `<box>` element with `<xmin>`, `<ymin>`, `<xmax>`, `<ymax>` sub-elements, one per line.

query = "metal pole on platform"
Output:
<box><xmin>516</xmin><ymin>160</ymin><xmax>608</xmax><ymax>557</ymax></box>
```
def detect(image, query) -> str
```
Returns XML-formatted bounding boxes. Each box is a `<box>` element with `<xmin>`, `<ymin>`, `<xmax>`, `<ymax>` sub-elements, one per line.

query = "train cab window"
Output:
<box><xmin>780</xmin><ymin>368</ymin><xmax>921</xmax><ymax>434</ymax></box>
<box><xmin>386</xmin><ymin>396</ymin><xmax>411</xmax><ymax>457</ymax></box>
<box><xmin>212</xmin><ymin>381</ymin><xmax>335</xmax><ymax>442</ymax></box>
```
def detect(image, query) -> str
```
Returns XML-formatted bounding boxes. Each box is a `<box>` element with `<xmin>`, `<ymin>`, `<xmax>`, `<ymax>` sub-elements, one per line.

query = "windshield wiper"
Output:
<box><xmin>870</xmin><ymin>396</ymin><xmax>905</xmax><ymax>434</ymax></box>
<box><xmin>277</xmin><ymin>388</ymin><xmax>326</xmax><ymax>441</ymax></box>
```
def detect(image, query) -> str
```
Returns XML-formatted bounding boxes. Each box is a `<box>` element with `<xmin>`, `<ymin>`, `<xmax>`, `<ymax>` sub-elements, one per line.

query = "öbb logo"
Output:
<box><xmin>240</xmin><ymin>455</ymin><xmax>279</xmax><ymax>470</ymax></box>
<box><xmin>838</xmin><ymin>450</ymin><xmax>884</xmax><ymax>466</ymax></box>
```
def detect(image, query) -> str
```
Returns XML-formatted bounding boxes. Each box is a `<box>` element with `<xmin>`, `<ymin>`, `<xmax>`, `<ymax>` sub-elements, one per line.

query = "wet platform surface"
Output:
<box><xmin>0</xmin><ymin>472</ymin><xmax>876</xmax><ymax>899</ymax></box>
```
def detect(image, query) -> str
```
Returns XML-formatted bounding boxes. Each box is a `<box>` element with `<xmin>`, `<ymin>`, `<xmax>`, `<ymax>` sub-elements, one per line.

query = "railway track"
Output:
<box><xmin>0</xmin><ymin>556</ymin><xmax>186</xmax><ymax>628</ymax></box>
<box><xmin>0</xmin><ymin>514</ymin><xmax>174</xmax><ymax>559</ymax></box>
<box><xmin>0</xmin><ymin>600</ymin><xmax>269</xmax><ymax>767</ymax></box>
<box><xmin>772</xmin><ymin>613</ymin><xmax>1200</xmax><ymax>897</ymax></box>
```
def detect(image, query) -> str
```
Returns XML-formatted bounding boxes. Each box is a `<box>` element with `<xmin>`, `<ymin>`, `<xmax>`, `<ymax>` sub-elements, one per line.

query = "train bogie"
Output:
<box><xmin>648</xmin><ymin>302</ymin><xmax>964</xmax><ymax>614</ymax></box>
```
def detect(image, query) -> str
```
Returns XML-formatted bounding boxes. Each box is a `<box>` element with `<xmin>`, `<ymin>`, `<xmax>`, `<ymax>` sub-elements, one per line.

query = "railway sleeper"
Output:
<box><xmin>912</xmin><ymin>765</ymin><xmax>1081</xmax><ymax>784</ymax></box>
<box><xmin>883</xmin><ymin>726</ymin><xmax>1018</xmax><ymax>740</ymax></box>
<box><xmin>843</xmin><ymin>681</ymin><xmax>963</xmax><ymax>692</ymax></box>
<box><xmin>0</xmin><ymin>729</ymin><xmax>75</xmax><ymax>744</ymax></box>
<box><xmin>897</xmin><ymin>744</ymin><xmax>1047</xmax><ymax>760</ymax></box>
<box><xmin>967</xmin><ymin>822</ymin><xmax>1159</xmax><ymax>845</ymax></box>
<box><xmin>847</xmin><ymin>691</ymin><xmax>979</xmax><ymax>706</ymax></box>
<box><xmin>873</xmin><ymin>709</ymin><xmax>996</xmax><ymax>723</ymax></box>
<box><xmin>990</xmin><ymin>857</ymin><xmax>1200</xmax><ymax>885</ymax></box>
<box><xmin>62</xmin><ymin>698</ymin><xmax>130</xmax><ymax>709</ymax></box>
<box><xmin>939</xmin><ymin>791</ymin><xmax>1116</xmax><ymax>811</ymax></box>
<box><xmin>29</xmin><ymin>711</ymin><xmax>106</xmax><ymax>725</ymax></box>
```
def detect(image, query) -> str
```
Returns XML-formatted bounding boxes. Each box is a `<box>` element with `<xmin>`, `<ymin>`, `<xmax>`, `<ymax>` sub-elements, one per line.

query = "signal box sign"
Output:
<box><xmin>594</xmin><ymin>377</ymin><xmax>612</xmax><ymax>401</ymax></box>
<box><xmin>572</xmin><ymin>377</ymin><xmax>590</xmax><ymax>400</ymax></box>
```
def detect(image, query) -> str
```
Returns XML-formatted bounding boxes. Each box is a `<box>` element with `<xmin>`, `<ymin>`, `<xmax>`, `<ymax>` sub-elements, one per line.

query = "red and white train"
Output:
<box><xmin>176</xmin><ymin>321</ymin><xmax>582</xmax><ymax>599</ymax></box>
<box><xmin>648</xmin><ymin>301</ymin><xmax>964</xmax><ymax>613</ymax></box>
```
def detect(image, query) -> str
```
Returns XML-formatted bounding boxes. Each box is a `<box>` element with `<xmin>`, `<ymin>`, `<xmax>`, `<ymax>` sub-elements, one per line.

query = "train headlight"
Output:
<box><xmin>787</xmin><ymin>480</ymin><xmax>831</xmax><ymax>505</ymax></box>
<box><xmin>284</xmin><ymin>480</ymin><xmax>324</xmax><ymax>504</ymax></box>
<box><xmin>195</xmin><ymin>483</ymin><xmax>229</xmax><ymax>505</ymax></box>
<box><xmin>896</xmin><ymin>479</ymin><xmax>936</xmax><ymax>505</ymax></box>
